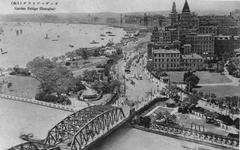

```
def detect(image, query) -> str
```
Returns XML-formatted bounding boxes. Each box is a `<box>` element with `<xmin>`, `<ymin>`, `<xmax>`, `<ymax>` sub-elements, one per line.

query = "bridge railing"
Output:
<box><xmin>149</xmin><ymin>123</ymin><xmax>239</xmax><ymax>149</ymax></box>
<box><xmin>7</xmin><ymin>142</ymin><xmax>39</xmax><ymax>150</ymax></box>
<box><xmin>0</xmin><ymin>94</ymin><xmax>74</xmax><ymax>112</ymax></box>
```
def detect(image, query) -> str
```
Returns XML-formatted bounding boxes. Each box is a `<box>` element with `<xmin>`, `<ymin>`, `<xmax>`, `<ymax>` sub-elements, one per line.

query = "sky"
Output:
<box><xmin>0</xmin><ymin>0</ymin><xmax>240</xmax><ymax>14</ymax></box>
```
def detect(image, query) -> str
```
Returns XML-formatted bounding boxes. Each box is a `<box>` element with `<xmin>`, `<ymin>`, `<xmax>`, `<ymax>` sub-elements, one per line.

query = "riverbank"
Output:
<box><xmin>89</xmin><ymin>125</ymin><xmax>221</xmax><ymax>150</ymax></box>
<box><xmin>0</xmin><ymin>22</ymin><xmax>126</xmax><ymax>69</ymax></box>
<box><xmin>132</xmin><ymin>125</ymin><xmax>236</xmax><ymax>150</ymax></box>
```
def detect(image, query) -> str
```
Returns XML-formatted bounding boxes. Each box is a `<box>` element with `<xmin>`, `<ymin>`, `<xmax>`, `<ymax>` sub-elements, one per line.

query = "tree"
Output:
<box><xmin>109</xmin><ymin>80</ymin><xmax>121</xmax><ymax>93</ymax></box>
<box><xmin>82</xmin><ymin>70</ymin><xmax>99</xmax><ymax>82</ymax></box>
<box><xmin>92</xmin><ymin>81</ymin><xmax>111</xmax><ymax>93</ymax></box>
<box><xmin>185</xmin><ymin>74</ymin><xmax>200</xmax><ymax>91</ymax></box>
<box><xmin>82</xmin><ymin>49</ymin><xmax>89</xmax><ymax>60</ymax></box>
<box><xmin>65</xmin><ymin>51</ymin><xmax>76</xmax><ymax>61</ymax></box>
<box><xmin>51</xmin><ymin>57</ymin><xmax>58</xmax><ymax>62</ymax></box>
<box><xmin>198</xmin><ymin>91</ymin><xmax>204</xmax><ymax>97</ymax></box>
<box><xmin>183</xmin><ymin>71</ymin><xmax>193</xmax><ymax>82</ymax></box>
<box><xmin>58</xmin><ymin>55</ymin><xmax>66</xmax><ymax>62</ymax></box>
<box><xmin>75</xmin><ymin>49</ymin><xmax>83</xmax><ymax>56</ymax></box>
<box><xmin>7</xmin><ymin>82</ymin><xmax>12</xmax><ymax>89</ymax></box>
<box><xmin>189</xmin><ymin>94</ymin><xmax>199</xmax><ymax>105</ymax></box>
<box><xmin>93</xmin><ymin>49</ymin><xmax>100</xmax><ymax>57</ymax></box>
<box><xmin>27</xmin><ymin>57</ymin><xmax>76</xmax><ymax>95</ymax></box>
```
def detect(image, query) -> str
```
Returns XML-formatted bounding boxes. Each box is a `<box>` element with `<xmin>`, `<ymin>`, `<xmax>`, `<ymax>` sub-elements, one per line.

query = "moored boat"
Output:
<box><xmin>90</xmin><ymin>40</ymin><xmax>99</xmax><ymax>44</ymax></box>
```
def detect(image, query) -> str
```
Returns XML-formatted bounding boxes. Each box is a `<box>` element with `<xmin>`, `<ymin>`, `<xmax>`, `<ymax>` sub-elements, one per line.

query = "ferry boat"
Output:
<box><xmin>0</xmin><ymin>48</ymin><xmax>7</xmax><ymax>55</ymax></box>
<box><xmin>90</xmin><ymin>40</ymin><xmax>99</xmax><ymax>44</ymax></box>
<box><xmin>19</xmin><ymin>133</ymin><xmax>33</xmax><ymax>141</ymax></box>
<box><xmin>106</xmin><ymin>31</ymin><xmax>112</xmax><ymax>34</ymax></box>
<box><xmin>44</xmin><ymin>34</ymin><xmax>49</xmax><ymax>39</ymax></box>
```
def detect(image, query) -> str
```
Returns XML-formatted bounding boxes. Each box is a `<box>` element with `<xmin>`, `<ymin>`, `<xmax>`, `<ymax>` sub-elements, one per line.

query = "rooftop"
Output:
<box><xmin>182</xmin><ymin>53</ymin><xmax>203</xmax><ymax>60</ymax></box>
<box><xmin>196</xmin><ymin>34</ymin><xmax>213</xmax><ymax>37</ymax></box>
<box><xmin>182</xmin><ymin>0</ymin><xmax>190</xmax><ymax>13</ymax></box>
<box><xmin>215</xmin><ymin>35</ymin><xmax>240</xmax><ymax>40</ymax></box>
<box><xmin>153</xmin><ymin>49</ymin><xmax>180</xmax><ymax>54</ymax></box>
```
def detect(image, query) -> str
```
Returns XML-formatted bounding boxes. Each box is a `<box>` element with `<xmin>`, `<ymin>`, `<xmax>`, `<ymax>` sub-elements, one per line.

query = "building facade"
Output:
<box><xmin>153</xmin><ymin>49</ymin><xmax>181</xmax><ymax>71</ymax></box>
<box><xmin>151</xmin><ymin>26</ymin><xmax>160</xmax><ymax>43</ymax></box>
<box><xmin>182</xmin><ymin>44</ymin><xmax>192</xmax><ymax>54</ymax></box>
<box><xmin>198</xmin><ymin>26</ymin><xmax>218</xmax><ymax>35</ymax></box>
<box><xmin>215</xmin><ymin>35</ymin><xmax>240</xmax><ymax>59</ymax></box>
<box><xmin>181</xmin><ymin>54</ymin><xmax>204</xmax><ymax>71</ymax></box>
<box><xmin>185</xmin><ymin>33</ymin><xmax>215</xmax><ymax>60</ymax></box>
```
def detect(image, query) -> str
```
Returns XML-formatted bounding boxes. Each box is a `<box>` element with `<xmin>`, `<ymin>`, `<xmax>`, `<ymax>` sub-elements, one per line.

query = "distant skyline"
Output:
<box><xmin>0</xmin><ymin>0</ymin><xmax>240</xmax><ymax>14</ymax></box>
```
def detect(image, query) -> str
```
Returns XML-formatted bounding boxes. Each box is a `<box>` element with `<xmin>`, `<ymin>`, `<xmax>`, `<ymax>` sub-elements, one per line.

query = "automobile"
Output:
<box><xmin>125</xmin><ymin>69</ymin><xmax>131</xmax><ymax>74</ymax></box>
<box><xmin>130</xmin><ymin>80</ymin><xmax>135</xmax><ymax>85</ymax></box>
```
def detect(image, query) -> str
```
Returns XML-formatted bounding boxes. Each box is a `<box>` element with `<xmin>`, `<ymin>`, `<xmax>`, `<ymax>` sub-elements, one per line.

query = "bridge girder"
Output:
<box><xmin>8</xmin><ymin>142</ymin><xmax>39</xmax><ymax>150</ymax></box>
<box><xmin>71</xmin><ymin>107</ymin><xmax>125</xmax><ymax>150</ymax></box>
<box><xmin>7</xmin><ymin>106</ymin><xmax>125</xmax><ymax>150</ymax></box>
<box><xmin>44</xmin><ymin>105</ymin><xmax>125</xmax><ymax>148</ymax></box>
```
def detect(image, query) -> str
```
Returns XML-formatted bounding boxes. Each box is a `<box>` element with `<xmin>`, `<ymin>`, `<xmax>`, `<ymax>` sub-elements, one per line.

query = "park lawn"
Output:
<box><xmin>195</xmin><ymin>85</ymin><xmax>240</xmax><ymax>97</ymax></box>
<box><xmin>167</xmin><ymin>71</ymin><xmax>231</xmax><ymax>84</ymax></box>
<box><xmin>0</xmin><ymin>75</ymin><xmax>40</xmax><ymax>98</ymax></box>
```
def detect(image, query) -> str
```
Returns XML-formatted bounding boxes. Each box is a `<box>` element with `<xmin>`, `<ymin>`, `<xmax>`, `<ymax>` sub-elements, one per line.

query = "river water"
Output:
<box><xmin>0</xmin><ymin>22</ymin><xmax>125</xmax><ymax>68</ymax></box>
<box><xmin>0</xmin><ymin>97</ymin><xmax>220</xmax><ymax>150</ymax></box>
<box><xmin>0</xmin><ymin>98</ymin><xmax>71</xmax><ymax>149</ymax></box>
<box><xmin>90</xmin><ymin>126</ymin><xmax>220</xmax><ymax>150</ymax></box>
<box><xmin>0</xmin><ymin>22</ymin><xmax>220</xmax><ymax>150</ymax></box>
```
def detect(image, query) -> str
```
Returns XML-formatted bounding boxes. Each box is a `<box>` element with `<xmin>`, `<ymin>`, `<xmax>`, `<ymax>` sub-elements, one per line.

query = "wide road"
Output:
<box><xmin>107</xmin><ymin>33</ymin><xmax>219</xmax><ymax>150</ymax></box>
<box><xmin>0</xmin><ymin>98</ymin><xmax>71</xmax><ymax>149</ymax></box>
<box><xmin>115</xmin><ymin>33</ymin><xmax>164</xmax><ymax>102</ymax></box>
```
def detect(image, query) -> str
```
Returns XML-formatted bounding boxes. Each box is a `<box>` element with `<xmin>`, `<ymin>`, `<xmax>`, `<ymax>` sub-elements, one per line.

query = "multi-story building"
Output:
<box><xmin>153</xmin><ymin>48</ymin><xmax>181</xmax><ymax>71</ymax></box>
<box><xmin>233</xmin><ymin>36</ymin><xmax>240</xmax><ymax>49</ymax></box>
<box><xmin>124</xmin><ymin>14</ymin><xmax>167</xmax><ymax>27</ymax></box>
<box><xmin>185</xmin><ymin>33</ymin><xmax>215</xmax><ymax>60</ymax></box>
<box><xmin>179</xmin><ymin>28</ymin><xmax>197</xmax><ymax>43</ymax></box>
<box><xmin>228</xmin><ymin>26</ymin><xmax>240</xmax><ymax>36</ymax></box>
<box><xmin>198</xmin><ymin>26</ymin><xmax>218</xmax><ymax>35</ymax></box>
<box><xmin>181</xmin><ymin>54</ymin><xmax>204</xmax><ymax>71</ymax></box>
<box><xmin>182</xmin><ymin>44</ymin><xmax>192</xmax><ymax>54</ymax></box>
<box><xmin>151</xmin><ymin>26</ymin><xmax>160</xmax><ymax>43</ymax></box>
<box><xmin>163</xmin><ymin>27</ymin><xmax>180</xmax><ymax>43</ymax></box>
<box><xmin>215</xmin><ymin>35</ymin><xmax>240</xmax><ymax>59</ymax></box>
<box><xmin>162</xmin><ymin>30</ymin><xmax>171</xmax><ymax>42</ymax></box>
<box><xmin>198</xmin><ymin>15</ymin><xmax>236</xmax><ymax>27</ymax></box>
<box><xmin>198</xmin><ymin>15</ymin><xmax>237</xmax><ymax>35</ymax></box>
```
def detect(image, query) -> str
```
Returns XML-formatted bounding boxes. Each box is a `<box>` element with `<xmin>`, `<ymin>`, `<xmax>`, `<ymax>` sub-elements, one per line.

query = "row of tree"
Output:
<box><xmin>192</xmin><ymin>90</ymin><xmax>240</xmax><ymax>115</ymax></box>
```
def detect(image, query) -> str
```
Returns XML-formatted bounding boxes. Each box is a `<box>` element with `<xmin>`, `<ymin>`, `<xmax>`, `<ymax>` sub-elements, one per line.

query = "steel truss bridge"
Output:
<box><xmin>8</xmin><ymin>105</ymin><xmax>126</xmax><ymax>150</ymax></box>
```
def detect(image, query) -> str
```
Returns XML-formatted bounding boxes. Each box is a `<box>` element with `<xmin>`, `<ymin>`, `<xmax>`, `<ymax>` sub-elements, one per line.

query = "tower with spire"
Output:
<box><xmin>170</xmin><ymin>2</ymin><xmax>178</xmax><ymax>26</ymax></box>
<box><xmin>182</xmin><ymin>0</ymin><xmax>190</xmax><ymax>13</ymax></box>
<box><xmin>144</xmin><ymin>13</ymin><xmax>148</xmax><ymax>26</ymax></box>
<box><xmin>180</xmin><ymin>0</ymin><xmax>198</xmax><ymax>29</ymax></box>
